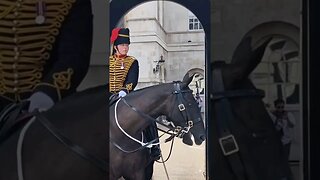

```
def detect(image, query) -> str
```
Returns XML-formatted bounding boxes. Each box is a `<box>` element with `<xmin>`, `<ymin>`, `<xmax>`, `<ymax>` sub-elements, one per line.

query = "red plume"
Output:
<box><xmin>110</xmin><ymin>28</ymin><xmax>121</xmax><ymax>43</ymax></box>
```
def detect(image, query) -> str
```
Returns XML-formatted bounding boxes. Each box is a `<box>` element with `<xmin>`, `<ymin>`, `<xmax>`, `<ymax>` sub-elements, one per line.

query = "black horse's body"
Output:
<box><xmin>109</xmin><ymin>77</ymin><xmax>206</xmax><ymax>180</ymax></box>
<box><xmin>209</xmin><ymin>36</ymin><xmax>292</xmax><ymax>180</ymax></box>
<box><xmin>0</xmin><ymin>85</ymin><xmax>107</xmax><ymax>180</ymax></box>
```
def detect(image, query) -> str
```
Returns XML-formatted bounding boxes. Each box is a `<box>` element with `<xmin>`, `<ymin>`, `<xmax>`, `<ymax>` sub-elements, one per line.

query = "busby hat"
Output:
<box><xmin>110</xmin><ymin>28</ymin><xmax>130</xmax><ymax>46</ymax></box>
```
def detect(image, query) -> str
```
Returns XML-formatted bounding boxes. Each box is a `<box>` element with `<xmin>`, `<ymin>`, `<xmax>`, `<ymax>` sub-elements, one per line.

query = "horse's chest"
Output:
<box><xmin>110</xmin><ymin>148</ymin><xmax>149</xmax><ymax>175</ymax></box>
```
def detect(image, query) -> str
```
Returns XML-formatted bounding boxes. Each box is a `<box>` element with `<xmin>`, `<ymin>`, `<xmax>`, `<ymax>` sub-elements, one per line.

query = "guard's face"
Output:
<box><xmin>115</xmin><ymin>44</ymin><xmax>129</xmax><ymax>55</ymax></box>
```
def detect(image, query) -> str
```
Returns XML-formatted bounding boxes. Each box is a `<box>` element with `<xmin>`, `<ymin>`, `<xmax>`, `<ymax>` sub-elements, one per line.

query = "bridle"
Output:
<box><xmin>111</xmin><ymin>81</ymin><xmax>203</xmax><ymax>154</ymax></box>
<box><xmin>0</xmin><ymin>106</ymin><xmax>107</xmax><ymax>180</ymax></box>
<box><xmin>32</xmin><ymin>111</ymin><xmax>107</xmax><ymax>172</ymax></box>
<box><xmin>211</xmin><ymin>68</ymin><xmax>264</xmax><ymax>180</ymax></box>
<box><xmin>0</xmin><ymin>104</ymin><xmax>106</xmax><ymax>180</ymax></box>
<box><xmin>171</xmin><ymin>81</ymin><xmax>203</xmax><ymax>136</ymax></box>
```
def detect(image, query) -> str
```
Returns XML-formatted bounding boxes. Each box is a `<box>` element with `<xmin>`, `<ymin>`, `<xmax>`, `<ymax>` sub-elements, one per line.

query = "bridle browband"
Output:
<box><xmin>111</xmin><ymin>81</ymin><xmax>202</xmax><ymax>154</ymax></box>
<box><xmin>211</xmin><ymin>68</ymin><xmax>264</xmax><ymax>180</ymax></box>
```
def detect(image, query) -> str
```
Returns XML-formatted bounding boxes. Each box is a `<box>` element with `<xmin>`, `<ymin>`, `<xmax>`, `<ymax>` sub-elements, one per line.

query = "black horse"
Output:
<box><xmin>0</xmin><ymin>85</ymin><xmax>107</xmax><ymax>180</ymax></box>
<box><xmin>208</xmin><ymin>36</ymin><xmax>292</xmax><ymax>180</ymax></box>
<box><xmin>109</xmin><ymin>73</ymin><xmax>206</xmax><ymax>180</ymax></box>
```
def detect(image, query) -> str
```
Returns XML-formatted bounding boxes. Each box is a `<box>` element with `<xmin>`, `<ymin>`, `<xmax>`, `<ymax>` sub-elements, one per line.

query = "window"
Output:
<box><xmin>251</xmin><ymin>38</ymin><xmax>300</xmax><ymax>106</ymax></box>
<box><xmin>251</xmin><ymin>37</ymin><xmax>302</xmax><ymax>164</ymax></box>
<box><xmin>189</xmin><ymin>16</ymin><xmax>203</xmax><ymax>30</ymax></box>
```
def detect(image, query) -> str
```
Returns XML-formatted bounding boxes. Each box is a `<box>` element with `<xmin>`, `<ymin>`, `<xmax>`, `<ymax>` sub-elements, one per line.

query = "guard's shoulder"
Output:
<box><xmin>125</xmin><ymin>56</ymin><xmax>138</xmax><ymax>64</ymax></box>
<box><xmin>126</xmin><ymin>56</ymin><xmax>137</xmax><ymax>60</ymax></box>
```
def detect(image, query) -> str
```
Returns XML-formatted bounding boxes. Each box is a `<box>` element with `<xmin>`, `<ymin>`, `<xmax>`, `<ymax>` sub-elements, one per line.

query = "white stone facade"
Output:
<box><xmin>124</xmin><ymin>1</ymin><xmax>205</xmax><ymax>90</ymax></box>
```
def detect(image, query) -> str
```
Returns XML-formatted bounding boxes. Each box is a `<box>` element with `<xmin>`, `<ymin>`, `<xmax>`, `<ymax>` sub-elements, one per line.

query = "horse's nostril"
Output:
<box><xmin>200</xmin><ymin>135</ymin><xmax>206</xmax><ymax>141</ymax></box>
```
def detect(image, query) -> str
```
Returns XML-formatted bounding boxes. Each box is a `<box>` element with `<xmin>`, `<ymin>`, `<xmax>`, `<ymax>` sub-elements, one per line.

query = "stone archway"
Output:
<box><xmin>109</xmin><ymin>0</ymin><xmax>211</xmax><ymax>65</ymax></box>
<box><xmin>244</xmin><ymin>21</ymin><xmax>302</xmax><ymax>173</ymax></box>
<box><xmin>109</xmin><ymin>0</ymin><xmax>211</xmax><ymax>179</ymax></box>
<box><xmin>110</xmin><ymin>0</ymin><xmax>210</xmax><ymax>34</ymax></box>
<box><xmin>244</xmin><ymin>21</ymin><xmax>299</xmax><ymax>47</ymax></box>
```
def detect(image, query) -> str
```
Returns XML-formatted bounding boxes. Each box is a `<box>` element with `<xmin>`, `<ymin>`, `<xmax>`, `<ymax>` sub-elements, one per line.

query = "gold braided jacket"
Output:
<box><xmin>109</xmin><ymin>55</ymin><xmax>135</xmax><ymax>94</ymax></box>
<box><xmin>0</xmin><ymin>0</ymin><xmax>75</xmax><ymax>102</ymax></box>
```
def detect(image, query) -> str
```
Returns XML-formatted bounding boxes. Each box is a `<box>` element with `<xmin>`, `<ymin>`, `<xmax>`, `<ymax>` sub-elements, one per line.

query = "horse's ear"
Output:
<box><xmin>182</xmin><ymin>72</ymin><xmax>194</xmax><ymax>85</ymax></box>
<box><xmin>232</xmin><ymin>36</ymin><xmax>272</xmax><ymax>78</ymax></box>
<box><xmin>231</xmin><ymin>36</ymin><xmax>253</xmax><ymax>65</ymax></box>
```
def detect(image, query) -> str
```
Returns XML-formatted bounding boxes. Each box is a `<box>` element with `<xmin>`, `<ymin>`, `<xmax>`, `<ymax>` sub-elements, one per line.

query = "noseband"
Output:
<box><xmin>171</xmin><ymin>81</ymin><xmax>202</xmax><ymax>137</ymax></box>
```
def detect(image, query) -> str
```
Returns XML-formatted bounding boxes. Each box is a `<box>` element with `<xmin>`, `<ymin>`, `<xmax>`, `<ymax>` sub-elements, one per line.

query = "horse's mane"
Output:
<box><xmin>128</xmin><ymin>81</ymin><xmax>180</xmax><ymax>96</ymax></box>
<box><xmin>128</xmin><ymin>81</ymin><xmax>185</xmax><ymax>96</ymax></box>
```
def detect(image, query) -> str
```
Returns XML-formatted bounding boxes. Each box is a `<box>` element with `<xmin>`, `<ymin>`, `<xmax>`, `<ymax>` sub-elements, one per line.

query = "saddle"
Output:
<box><xmin>0</xmin><ymin>101</ymin><xmax>32</xmax><ymax>143</ymax></box>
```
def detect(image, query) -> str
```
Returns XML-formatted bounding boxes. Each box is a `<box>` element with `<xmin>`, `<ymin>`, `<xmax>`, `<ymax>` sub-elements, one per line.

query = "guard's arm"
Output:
<box><xmin>121</xmin><ymin>60</ymin><xmax>139</xmax><ymax>93</ymax></box>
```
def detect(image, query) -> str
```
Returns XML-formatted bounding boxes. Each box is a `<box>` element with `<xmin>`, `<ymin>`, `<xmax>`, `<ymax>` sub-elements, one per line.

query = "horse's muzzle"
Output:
<box><xmin>200</xmin><ymin>134</ymin><xmax>206</xmax><ymax>141</ymax></box>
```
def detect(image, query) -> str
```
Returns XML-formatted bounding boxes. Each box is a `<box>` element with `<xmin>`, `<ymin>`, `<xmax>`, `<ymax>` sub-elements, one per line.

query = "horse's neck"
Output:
<box><xmin>111</xmin><ymin>90</ymin><xmax>169</xmax><ymax>137</ymax></box>
<box><xmin>110</xmin><ymin>102</ymin><xmax>148</xmax><ymax>140</ymax></box>
<box><xmin>127</xmin><ymin>87</ymin><xmax>170</xmax><ymax>117</ymax></box>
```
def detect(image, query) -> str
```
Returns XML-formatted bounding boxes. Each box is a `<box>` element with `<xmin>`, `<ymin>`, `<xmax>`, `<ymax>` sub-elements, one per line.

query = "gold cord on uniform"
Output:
<box><xmin>0</xmin><ymin>0</ymin><xmax>75</xmax><ymax>102</ymax></box>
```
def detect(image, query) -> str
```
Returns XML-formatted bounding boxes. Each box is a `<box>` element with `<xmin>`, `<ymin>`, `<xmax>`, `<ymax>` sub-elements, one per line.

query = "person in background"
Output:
<box><xmin>269</xmin><ymin>98</ymin><xmax>296</xmax><ymax>162</ymax></box>
<box><xmin>195</xmin><ymin>92</ymin><xmax>203</xmax><ymax>109</ymax></box>
<box><xmin>109</xmin><ymin>27</ymin><xmax>161</xmax><ymax>162</ymax></box>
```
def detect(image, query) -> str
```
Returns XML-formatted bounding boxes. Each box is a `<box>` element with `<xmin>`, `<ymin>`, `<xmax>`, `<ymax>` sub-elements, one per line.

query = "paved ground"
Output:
<box><xmin>152</xmin><ymin>133</ymin><xmax>206</xmax><ymax>180</ymax></box>
<box><xmin>118</xmin><ymin>130</ymin><xmax>302</xmax><ymax>180</ymax></box>
<box><xmin>151</xmin><ymin>132</ymin><xmax>302</xmax><ymax>180</ymax></box>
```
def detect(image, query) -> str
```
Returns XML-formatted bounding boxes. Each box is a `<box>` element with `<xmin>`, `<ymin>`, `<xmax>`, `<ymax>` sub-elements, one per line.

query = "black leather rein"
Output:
<box><xmin>34</xmin><ymin>111</ymin><xmax>107</xmax><ymax>172</ymax></box>
<box><xmin>211</xmin><ymin>68</ymin><xmax>265</xmax><ymax>180</ymax></box>
<box><xmin>111</xmin><ymin>81</ymin><xmax>201</xmax><ymax>153</ymax></box>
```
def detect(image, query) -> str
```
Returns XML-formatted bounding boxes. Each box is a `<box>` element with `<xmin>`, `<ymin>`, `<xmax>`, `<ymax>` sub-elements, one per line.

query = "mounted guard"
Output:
<box><xmin>109</xmin><ymin>27</ymin><xmax>162</xmax><ymax>161</ymax></box>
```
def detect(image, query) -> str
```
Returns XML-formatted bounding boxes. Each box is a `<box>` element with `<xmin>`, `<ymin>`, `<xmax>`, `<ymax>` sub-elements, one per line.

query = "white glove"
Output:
<box><xmin>118</xmin><ymin>90</ymin><xmax>127</xmax><ymax>97</ymax></box>
<box><xmin>28</xmin><ymin>91</ymin><xmax>54</xmax><ymax>112</ymax></box>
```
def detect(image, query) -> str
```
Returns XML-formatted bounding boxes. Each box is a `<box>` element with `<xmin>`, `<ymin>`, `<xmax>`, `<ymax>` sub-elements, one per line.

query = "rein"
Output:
<box><xmin>211</xmin><ymin>69</ymin><xmax>264</xmax><ymax>180</ymax></box>
<box><xmin>111</xmin><ymin>98</ymin><xmax>166</xmax><ymax>153</ymax></box>
<box><xmin>111</xmin><ymin>82</ymin><xmax>199</xmax><ymax>154</ymax></box>
<box><xmin>1</xmin><ymin>107</ymin><xmax>107</xmax><ymax>179</ymax></box>
<box><xmin>14</xmin><ymin>110</ymin><xmax>106</xmax><ymax>174</ymax></box>
<box><xmin>0</xmin><ymin>101</ymin><xmax>30</xmax><ymax>141</ymax></box>
<box><xmin>33</xmin><ymin>111</ymin><xmax>107</xmax><ymax>172</ymax></box>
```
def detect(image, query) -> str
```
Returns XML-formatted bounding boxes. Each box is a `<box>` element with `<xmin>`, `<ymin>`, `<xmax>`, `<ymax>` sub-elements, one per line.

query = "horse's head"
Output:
<box><xmin>209</xmin><ymin>37</ymin><xmax>292</xmax><ymax>180</ymax></box>
<box><xmin>164</xmin><ymin>73</ymin><xmax>206</xmax><ymax>145</ymax></box>
<box><xmin>212</xmin><ymin>36</ymin><xmax>272</xmax><ymax>90</ymax></box>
